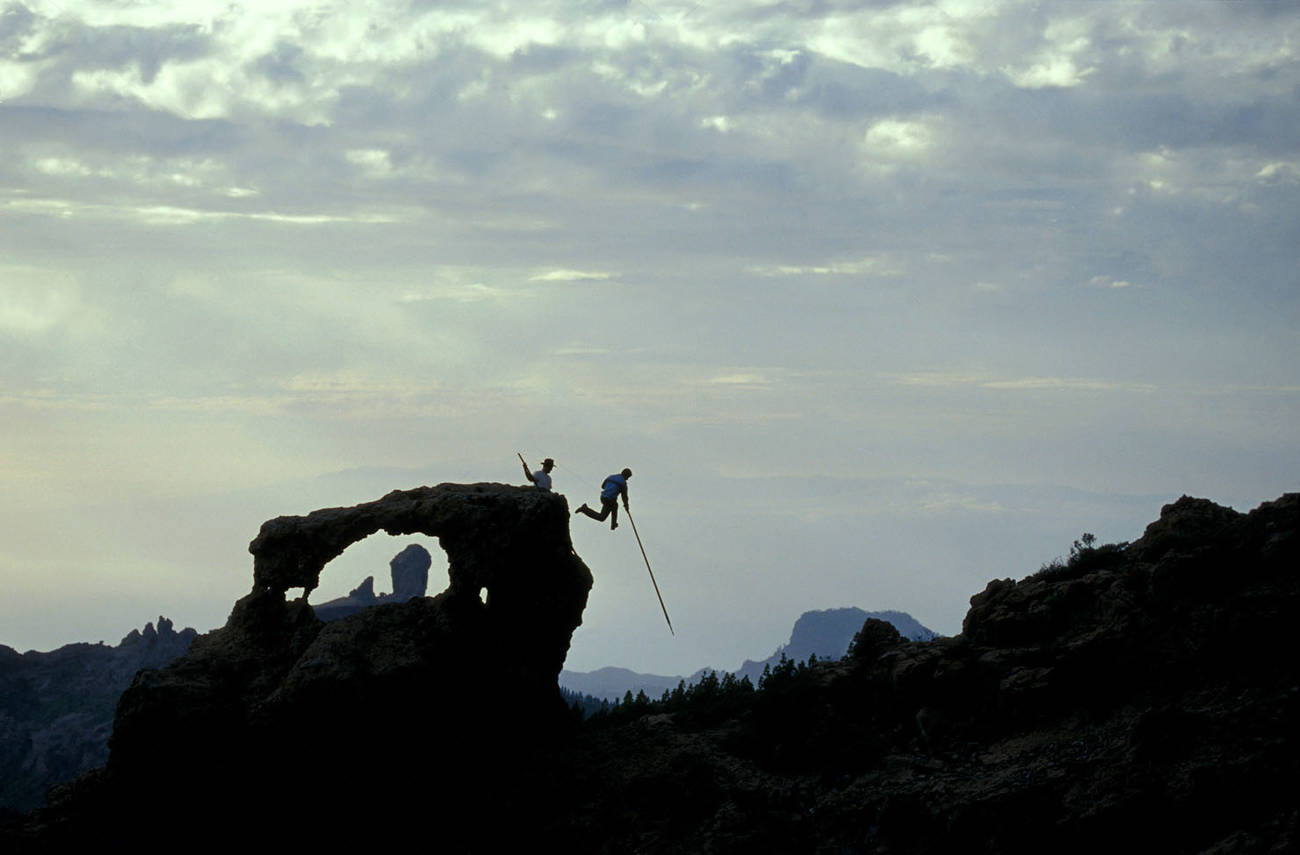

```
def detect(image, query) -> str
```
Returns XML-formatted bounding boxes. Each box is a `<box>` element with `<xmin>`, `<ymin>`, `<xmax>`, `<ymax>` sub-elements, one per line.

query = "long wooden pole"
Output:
<box><xmin>625</xmin><ymin>508</ymin><xmax>674</xmax><ymax>636</ymax></box>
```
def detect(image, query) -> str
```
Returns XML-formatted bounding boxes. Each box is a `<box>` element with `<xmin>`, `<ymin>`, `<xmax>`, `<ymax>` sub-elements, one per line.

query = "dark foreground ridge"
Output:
<box><xmin>6</xmin><ymin>491</ymin><xmax>1297</xmax><ymax>852</ymax></box>
<box><xmin>551</xmin><ymin>494</ymin><xmax>1299</xmax><ymax>853</ymax></box>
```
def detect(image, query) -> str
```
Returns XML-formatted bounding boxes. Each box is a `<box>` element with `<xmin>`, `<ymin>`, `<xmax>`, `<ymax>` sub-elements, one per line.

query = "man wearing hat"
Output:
<box><xmin>522</xmin><ymin>457</ymin><xmax>555</xmax><ymax>491</ymax></box>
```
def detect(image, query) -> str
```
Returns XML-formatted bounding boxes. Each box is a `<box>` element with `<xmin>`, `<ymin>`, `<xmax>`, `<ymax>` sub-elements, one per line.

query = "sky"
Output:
<box><xmin>2</xmin><ymin>0</ymin><xmax>1297</xmax><ymax>675</ymax></box>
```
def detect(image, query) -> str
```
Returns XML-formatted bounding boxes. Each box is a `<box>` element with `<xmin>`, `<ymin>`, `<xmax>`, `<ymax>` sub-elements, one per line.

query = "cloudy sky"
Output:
<box><xmin>2</xmin><ymin>0</ymin><xmax>1297</xmax><ymax>675</ymax></box>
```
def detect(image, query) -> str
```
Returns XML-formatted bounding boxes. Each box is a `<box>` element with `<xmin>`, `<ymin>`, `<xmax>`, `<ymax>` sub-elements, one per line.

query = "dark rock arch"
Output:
<box><xmin>246</xmin><ymin>483</ymin><xmax>591</xmax><ymax>679</ymax></box>
<box><xmin>84</xmin><ymin>483</ymin><xmax>593</xmax><ymax>844</ymax></box>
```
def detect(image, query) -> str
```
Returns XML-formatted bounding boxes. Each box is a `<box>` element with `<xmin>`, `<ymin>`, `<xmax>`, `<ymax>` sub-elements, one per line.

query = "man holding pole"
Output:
<box><xmin>519</xmin><ymin>455</ymin><xmax>554</xmax><ymax>492</ymax></box>
<box><xmin>573</xmin><ymin>466</ymin><xmax>673</xmax><ymax>634</ymax></box>
<box><xmin>575</xmin><ymin>468</ymin><xmax>631</xmax><ymax>530</ymax></box>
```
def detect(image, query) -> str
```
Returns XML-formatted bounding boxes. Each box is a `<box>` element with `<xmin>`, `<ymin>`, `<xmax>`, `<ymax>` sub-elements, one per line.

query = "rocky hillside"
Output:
<box><xmin>544</xmin><ymin>494</ymin><xmax>1299</xmax><ymax>853</ymax></box>
<box><xmin>0</xmin><ymin>619</ymin><xmax>195</xmax><ymax>816</ymax></box>
<box><xmin>5</xmin><ymin>490</ymin><xmax>1296</xmax><ymax>853</ymax></box>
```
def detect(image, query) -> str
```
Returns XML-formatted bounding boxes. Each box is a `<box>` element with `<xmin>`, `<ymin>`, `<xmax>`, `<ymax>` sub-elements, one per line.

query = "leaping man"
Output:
<box><xmin>575</xmin><ymin>468</ymin><xmax>631</xmax><ymax>530</ymax></box>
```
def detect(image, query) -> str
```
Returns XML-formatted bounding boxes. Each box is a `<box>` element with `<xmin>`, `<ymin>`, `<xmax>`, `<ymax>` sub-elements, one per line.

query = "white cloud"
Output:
<box><xmin>886</xmin><ymin>372</ymin><xmax>1157</xmax><ymax>393</ymax></box>
<box><xmin>914</xmin><ymin>24</ymin><xmax>973</xmax><ymax>70</ymax></box>
<box><xmin>34</xmin><ymin>157</ymin><xmax>95</xmax><ymax>177</ymax></box>
<box><xmin>863</xmin><ymin>117</ymin><xmax>936</xmax><ymax>163</ymax></box>
<box><xmin>0</xmin><ymin>61</ymin><xmax>39</xmax><ymax>100</ymax></box>
<box><xmin>551</xmin><ymin>345</ymin><xmax>610</xmax><ymax>357</ymax></box>
<box><xmin>704</xmin><ymin>373</ymin><xmax>769</xmax><ymax>388</ymax></box>
<box><xmin>346</xmin><ymin>148</ymin><xmax>393</xmax><ymax>173</ymax></box>
<box><xmin>0</xmin><ymin>281</ymin><xmax>78</xmax><ymax>336</ymax></box>
<box><xmin>1002</xmin><ymin>55</ymin><xmax>1092</xmax><ymax>89</ymax></box>
<box><xmin>3</xmin><ymin>196</ymin><xmax>403</xmax><ymax>225</ymax></box>
<box><xmin>1256</xmin><ymin>162</ymin><xmax>1300</xmax><ymax>184</ymax></box>
<box><xmin>467</xmin><ymin>16</ymin><xmax>563</xmax><ymax>59</ymax></box>
<box><xmin>750</xmin><ymin>256</ymin><xmax>901</xmax><ymax>277</ymax></box>
<box><xmin>529</xmin><ymin>269</ymin><xmax>615</xmax><ymax>282</ymax></box>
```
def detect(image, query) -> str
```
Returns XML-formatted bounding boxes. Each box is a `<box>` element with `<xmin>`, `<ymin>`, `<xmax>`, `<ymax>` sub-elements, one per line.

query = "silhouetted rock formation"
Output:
<box><xmin>21</xmin><ymin>483</ymin><xmax>589</xmax><ymax>847</ymax></box>
<box><xmin>390</xmin><ymin>541</ymin><xmax>431</xmax><ymax>599</ymax></box>
<box><xmin>0</xmin><ymin>618</ymin><xmax>195</xmax><ymax>815</ymax></box>
<box><xmin>311</xmin><ymin>543</ymin><xmax>432</xmax><ymax>622</ymax></box>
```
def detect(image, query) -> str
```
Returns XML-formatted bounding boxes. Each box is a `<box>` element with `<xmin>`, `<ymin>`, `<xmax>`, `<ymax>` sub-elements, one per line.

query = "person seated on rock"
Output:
<box><xmin>575</xmin><ymin>468</ymin><xmax>631</xmax><ymax>530</ymax></box>
<box><xmin>521</xmin><ymin>456</ymin><xmax>555</xmax><ymax>491</ymax></box>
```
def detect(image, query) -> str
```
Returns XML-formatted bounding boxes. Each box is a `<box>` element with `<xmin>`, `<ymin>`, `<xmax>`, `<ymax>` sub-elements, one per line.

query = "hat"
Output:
<box><xmin>542</xmin><ymin>458</ymin><xmax>555</xmax><ymax>467</ymax></box>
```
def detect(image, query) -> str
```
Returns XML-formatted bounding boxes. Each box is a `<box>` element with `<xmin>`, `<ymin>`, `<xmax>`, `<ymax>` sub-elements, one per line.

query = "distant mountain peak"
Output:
<box><xmin>735</xmin><ymin>607</ymin><xmax>937</xmax><ymax>684</ymax></box>
<box><xmin>563</xmin><ymin>607</ymin><xmax>937</xmax><ymax>699</ymax></box>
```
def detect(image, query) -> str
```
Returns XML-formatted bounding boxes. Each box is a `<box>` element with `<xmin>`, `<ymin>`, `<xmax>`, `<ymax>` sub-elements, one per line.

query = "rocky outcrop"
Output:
<box><xmin>0</xmin><ymin>618</ymin><xmax>195</xmax><ymax>815</ymax></box>
<box><xmin>390</xmin><ymin>542</ymin><xmax>431</xmax><ymax>599</ymax></box>
<box><xmin>22</xmin><ymin>483</ymin><xmax>591</xmax><ymax>847</ymax></box>
<box><xmin>311</xmin><ymin>543</ymin><xmax>432</xmax><ymax>621</ymax></box>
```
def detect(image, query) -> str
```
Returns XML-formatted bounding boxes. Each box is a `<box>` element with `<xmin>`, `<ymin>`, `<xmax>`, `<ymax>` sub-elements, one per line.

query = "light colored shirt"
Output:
<box><xmin>531</xmin><ymin>470</ymin><xmax>552</xmax><ymax>491</ymax></box>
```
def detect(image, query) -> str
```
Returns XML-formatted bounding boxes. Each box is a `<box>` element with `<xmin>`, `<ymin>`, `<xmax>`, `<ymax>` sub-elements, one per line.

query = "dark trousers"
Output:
<box><xmin>578</xmin><ymin>498</ymin><xmax>620</xmax><ymax>527</ymax></box>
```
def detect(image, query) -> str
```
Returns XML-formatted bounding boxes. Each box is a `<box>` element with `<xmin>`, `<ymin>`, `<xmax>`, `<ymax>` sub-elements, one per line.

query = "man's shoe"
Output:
<box><xmin>611</xmin><ymin>522</ymin><xmax>618</xmax><ymax>530</ymax></box>
<box><xmin>575</xmin><ymin>504</ymin><xmax>589</xmax><ymax>515</ymax></box>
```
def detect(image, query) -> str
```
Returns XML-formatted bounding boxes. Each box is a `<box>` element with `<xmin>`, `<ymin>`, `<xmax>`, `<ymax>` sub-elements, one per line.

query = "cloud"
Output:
<box><xmin>1256</xmin><ymin>161</ymin><xmax>1300</xmax><ymax>185</ymax></box>
<box><xmin>749</xmin><ymin>256</ymin><xmax>901</xmax><ymax>276</ymax></box>
<box><xmin>0</xmin><ymin>277</ymin><xmax>79</xmax><ymax>336</ymax></box>
<box><xmin>4</xmin><ymin>195</ymin><xmax>403</xmax><ymax>225</ymax></box>
<box><xmin>1087</xmin><ymin>275</ymin><xmax>1133</xmax><ymax>289</ymax></box>
<box><xmin>529</xmin><ymin>269</ymin><xmax>615</xmax><ymax>281</ymax></box>
<box><xmin>703</xmin><ymin>372</ymin><xmax>769</xmax><ymax>389</ymax></box>
<box><xmin>885</xmin><ymin>372</ymin><xmax>1157</xmax><ymax>394</ymax></box>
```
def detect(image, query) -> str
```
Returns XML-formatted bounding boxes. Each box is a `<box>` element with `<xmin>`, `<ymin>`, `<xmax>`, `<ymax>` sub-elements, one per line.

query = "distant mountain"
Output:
<box><xmin>558</xmin><ymin>666</ymin><xmax>690</xmax><ymax>702</ymax></box>
<box><xmin>0</xmin><ymin>617</ymin><xmax>196</xmax><ymax>814</ymax></box>
<box><xmin>561</xmin><ymin>608</ymin><xmax>937</xmax><ymax>700</ymax></box>
<box><xmin>735</xmin><ymin>607</ymin><xmax>938</xmax><ymax>685</ymax></box>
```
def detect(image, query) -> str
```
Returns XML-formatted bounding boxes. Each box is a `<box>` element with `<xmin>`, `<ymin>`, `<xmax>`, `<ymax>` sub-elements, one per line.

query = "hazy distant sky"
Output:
<box><xmin>2</xmin><ymin>0</ymin><xmax>1297</xmax><ymax>674</ymax></box>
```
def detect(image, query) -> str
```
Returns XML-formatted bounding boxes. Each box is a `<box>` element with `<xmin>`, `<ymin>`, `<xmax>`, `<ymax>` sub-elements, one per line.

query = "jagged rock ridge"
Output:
<box><xmin>0</xmin><ymin>618</ymin><xmax>195</xmax><ymax>815</ymax></box>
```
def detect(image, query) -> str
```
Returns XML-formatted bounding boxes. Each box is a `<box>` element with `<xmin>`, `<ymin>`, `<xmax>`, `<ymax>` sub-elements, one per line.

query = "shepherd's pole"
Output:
<box><xmin>625</xmin><ymin>508</ymin><xmax>674</xmax><ymax>636</ymax></box>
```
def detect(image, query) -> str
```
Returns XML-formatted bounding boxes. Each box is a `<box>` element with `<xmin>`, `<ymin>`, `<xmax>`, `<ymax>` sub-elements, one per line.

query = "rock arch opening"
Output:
<box><xmin>309</xmin><ymin>533</ymin><xmax>447</xmax><ymax>619</ymax></box>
